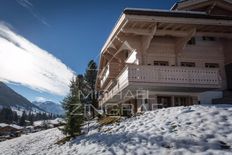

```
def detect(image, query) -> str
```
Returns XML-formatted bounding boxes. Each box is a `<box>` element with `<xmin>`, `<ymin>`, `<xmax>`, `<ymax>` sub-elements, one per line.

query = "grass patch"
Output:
<box><xmin>98</xmin><ymin>116</ymin><xmax>121</xmax><ymax>126</ymax></box>
<box><xmin>55</xmin><ymin>132</ymin><xmax>84</xmax><ymax>145</ymax></box>
<box><xmin>55</xmin><ymin>136</ymin><xmax>72</xmax><ymax>145</ymax></box>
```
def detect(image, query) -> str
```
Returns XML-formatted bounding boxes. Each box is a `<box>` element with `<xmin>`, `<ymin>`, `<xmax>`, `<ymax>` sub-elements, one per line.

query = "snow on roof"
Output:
<box><xmin>9</xmin><ymin>124</ymin><xmax>23</xmax><ymax>130</ymax></box>
<box><xmin>50</xmin><ymin>118</ymin><xmax>65</xmax><ymax>124</ymax></box>
<box><xmin>0</xmin><ymin>123</ymin><xmax>8</xmax><ymax>128</ymax></box>
<box><xmin>26</xmin><ymin>126</ymin><xmax>34</xmax><ymax>129</ymax></box>
<box><xmin>0</xmin><ymin>123</ymin><xmax>23</xmax><ymax>130</ymax></box>
<box><xmin>34</xmin><ymin>118</ymin><xmax>65</xmax><ymax>126</ymax></box>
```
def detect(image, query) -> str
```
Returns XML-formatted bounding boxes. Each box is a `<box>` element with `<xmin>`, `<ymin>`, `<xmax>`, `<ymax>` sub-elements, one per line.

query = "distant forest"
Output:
<box><xmin>0</xmin><ymin>107</ymin><xmax>62</xmax><ymax>126</ymax></box>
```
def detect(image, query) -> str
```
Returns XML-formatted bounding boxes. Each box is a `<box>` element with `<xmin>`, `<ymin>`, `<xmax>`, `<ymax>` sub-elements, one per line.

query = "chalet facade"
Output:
<box><xmin>0</xmin><ymin>123</ymin><xmax>23</xmax><ymax>138</ymax></box>
<box><xmin>96</xmin><ymin>0</ymin><xmax>232</xmax><ymax>115</ymax></box>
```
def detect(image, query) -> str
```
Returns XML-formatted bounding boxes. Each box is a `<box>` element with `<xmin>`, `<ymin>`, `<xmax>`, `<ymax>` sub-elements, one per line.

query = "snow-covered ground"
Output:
<box><xmin>0</xmin><ymin>105</ymin><xmax>232</xmax><ymax>155</ymax></box>
<box><xmin>33</xmin><ymin>118</ymin><xmax>65</xmax><ymax>126</ymax></box>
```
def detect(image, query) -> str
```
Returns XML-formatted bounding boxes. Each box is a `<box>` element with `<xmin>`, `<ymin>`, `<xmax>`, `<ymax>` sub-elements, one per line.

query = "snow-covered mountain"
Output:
<box><xmin>0</xmin><ymin>82</ymin><xmax>44</xmax><ymax>114</ymax></box>
<box><xmin>32</xmin><ymin>101</ymin><xmax>64</xmax><ymax>115</ymax></box>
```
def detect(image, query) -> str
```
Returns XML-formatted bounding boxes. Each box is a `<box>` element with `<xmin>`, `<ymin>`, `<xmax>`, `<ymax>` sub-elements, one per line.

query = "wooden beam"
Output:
<box><xmin>178</xmin><ymin>0</ymin><xmax>213</xmax><ymax>10</ymax></box>
<box><xmin>101</xmin><ymin>18</ymin><xmax>128</xmax><ymax>53</ymax></box>
<box><xmin>105</xmin><ymin>49</ymin><xmax>115</xmax><ymax>57</ymax></box>
<box><xmin>116</xmin><ymin>35</ymin><xmax>133</xmax><ymax>43</ymax></box>
<box><xmin>131</xmin><ymin>23</ymin><xmax>137</xmax><ymax>28</ymax></box>
<box><xmin>174</xmin><ymin>28</ymin><xmax>196</xmax><ymax>66</ymax></box>
<box><xmin>175</xmin><ymin>28</ymin><xmax>196</xmax><ymax>54</ymax></box>
<box><xmin>122</xmin><ymin>27</ymin><xmax>232</xmax><ymax>38</ymax></box>
<box><xmin>162</xmin><ymin>23</ymin><xmax>174</xmax><ymax>30</ymax></box>
<box><xmin>196</xmin><ymin>32</ymin><xmax>232</xmax><ymax>38</ymax></box>
<box><xmin>121</xmin><ymin>41</ymin><xmax>134</xmax><ymax>52</ymax></box>
<box><xmin>216</xmin><ymin>0</ymin><xmax>232</xmax><ymax>12</ymax></box>
<box><xmin>126</xmin><ymin>15</ymin><xmax>232</xmax><ymax>26</ymax></box>
<box><xmin>102</xmin><ymin>53</ymin><xmax>111</xmax><ymax>61</ymax></box>
<box><xmin>172</xmin><ymin>24</ymin><xmax>184</xmax><ymax>30</ymax></box>
<box><xmin>106</xmin><ymin>49</ymin><xmax>122</xmax><ymax>62</ymax></box>
<box><xmin>158</xmin><ymin>22</ymin><xmax>167</xmax><ymax>28</ymax></box>
<box><xmin>156</xmin><ymin>29</ymin><xmax>188</xmax><ymax>37</ymax></box>
<box><xmin>142</xmin><ymin>24</ymin><xmax>157</xmax><ymax>52</ymax></box>
<box><xmin>122</xmin><ymin>27</ymin><xmax>152</xmax><ymax>36</ymax></box>
<box><xmin>122</xmin><ymin>27</ymin><xmax>188</xmax><ymax>37</ymax></box>
<box><xmin>108</xmin><ymin>43</ymin><xmax>116</xmax><ymax>49</ymax></box>
<box><xmin>207</xmin><ymin>1</ymin><xmax>216</xmax><ymax>14</ymax></box>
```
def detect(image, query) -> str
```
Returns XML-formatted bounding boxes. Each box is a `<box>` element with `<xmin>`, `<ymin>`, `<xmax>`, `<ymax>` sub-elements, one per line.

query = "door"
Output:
<box><xmin>225</xmin><ymin>63</ymin><xmax>232</xmax><ymax>90</ymax></box>
<box><xmin>157</xmin><ymin>96</ymin><xmax>172</xmax><ymax>108</ymax></box>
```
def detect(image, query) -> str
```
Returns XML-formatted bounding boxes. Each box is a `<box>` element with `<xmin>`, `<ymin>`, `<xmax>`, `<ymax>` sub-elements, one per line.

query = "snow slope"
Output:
<box><xmin>0</xmin><ymin>128</ymin><xmax>63</xmax><ymax>155</ymax></box>
<box><xmin>0</xmin><ymin>105</ymin><xmax>232</xmax><ymax>155</ymax></box>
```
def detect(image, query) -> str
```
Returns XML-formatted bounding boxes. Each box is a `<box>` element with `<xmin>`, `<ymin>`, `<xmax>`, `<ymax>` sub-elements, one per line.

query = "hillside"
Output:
<box><xmin>0</xmin><ymin>82</ymin><xmax>43</xmax><ymax>112</ymax></box>
<box><xmin>0</xmin><ymin>105</ymin><xmax>231</xmax><ymax>154</ymax></box>
<box><xmin>32</xmin><ymin>101</ymin><xmax>64</xmax><ymax>115</ymax></box>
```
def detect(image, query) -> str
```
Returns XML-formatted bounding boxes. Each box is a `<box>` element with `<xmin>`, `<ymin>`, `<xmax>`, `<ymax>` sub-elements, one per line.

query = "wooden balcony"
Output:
<box><xmin>99</xmin><ymin>64</ymin><xmax>222</xmax><ymax>105</ymax></box>
<box><xmin>100</xmin><ymin>63</ymin><xmax>123</xmax><ymax>88</ymax></box>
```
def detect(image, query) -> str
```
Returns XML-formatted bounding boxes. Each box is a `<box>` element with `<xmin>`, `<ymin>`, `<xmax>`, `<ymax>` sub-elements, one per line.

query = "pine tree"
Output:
<box><xmin>62</xmin><ymin>75</ymin><xmax>85</xmax><ymax>137</ymax></box>
<box><xmin>1</xmin><ymin>108</ymin><xmax>14</xmax><ymax>124</ymax></box>
<box><xmin>13</xmin><ymin>111</ymin><xmax>18</xmax><ymax>124</ymax></box>
<box><xmin>28</xmin><ymin>112</ymin><xmax>34</xmax><ymax>125</ymax></box>
<box><xmin>84</xmin><ymin>60</ymin><xmax>98</xmax><ymax>117</ymax></box>
<box><xmin>19</xmin><ymin>111</ymin><xmax>27</xmax><ymax>126</ymax></box>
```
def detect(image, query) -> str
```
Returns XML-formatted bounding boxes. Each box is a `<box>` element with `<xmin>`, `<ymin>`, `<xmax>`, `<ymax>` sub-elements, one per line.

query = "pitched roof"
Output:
<box><xmin>172</xmin><ymin>0</ymin><xmax>232</xmax><ymax>12</ymax></box>
<box><xmin>123</xmin><ymin>8</ymin><xmax>232</xmax><ymax>20</ymax></box>
<box><xmin>0</xmin><ymin>123</ymin><xmax>8</xmax><ymax>128</ymax></box>
<box><xmin>0</xmin><ymin>123</ymin><xmax>23</xmax><ymax>130</ymax></box>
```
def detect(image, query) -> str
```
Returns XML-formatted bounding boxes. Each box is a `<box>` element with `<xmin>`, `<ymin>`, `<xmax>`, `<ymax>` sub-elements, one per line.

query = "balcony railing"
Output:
<box><xmin>100</xmin><ymin>63</ymin><xmax>123</xmax><ymax>88</ymax></box>
<box><xmin>99</xmin><ymin>64</ymin><xmax>222</xmax><ymax>105</ymax></box>
<box><xmin>128</xmin><ymin>65</ymin><xmax>221</xmax><ymax>86</ymax></box>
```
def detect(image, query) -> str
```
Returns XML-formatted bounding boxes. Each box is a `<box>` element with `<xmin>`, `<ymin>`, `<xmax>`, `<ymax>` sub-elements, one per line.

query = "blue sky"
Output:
<box><xmin>0</xmin><ymin>0</ymin><xmax>176</xmax><ymax>103</ymax></box>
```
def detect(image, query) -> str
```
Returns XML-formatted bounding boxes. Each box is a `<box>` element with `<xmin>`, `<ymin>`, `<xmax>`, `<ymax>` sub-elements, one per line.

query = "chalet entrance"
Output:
<box><xmin>225</xmin><ymin>63</ymin><xmax>232</xmax><ymax>90</ymax></box>
<box><xmin>157</xmin><ymin>96</ymin><xmax>172</xmax><ymax>108</ymax></box>
<box><xmin>157</xmin><ymin>96</ymin><xmax>193</xmax><ymax>108</ymax></box>
<box><xmin>174</xmin><ymin>96</ymin><xmax>193</xmax><ymax>106</ymax></box>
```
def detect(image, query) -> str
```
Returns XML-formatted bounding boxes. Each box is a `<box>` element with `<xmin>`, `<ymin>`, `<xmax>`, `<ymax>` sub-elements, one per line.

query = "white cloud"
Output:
<box><xmin>35</xmin><ymin>97</ymin><xmax>47</xmax><ymax>102</ymax></box>
<box><xmin>0</xmin><ymin>23</ymin><xmax>75</xmax><ymax>96</ymax></box>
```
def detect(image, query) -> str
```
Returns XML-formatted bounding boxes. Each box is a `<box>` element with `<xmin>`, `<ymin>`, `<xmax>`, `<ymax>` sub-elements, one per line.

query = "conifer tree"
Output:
<box><xmin>28</xmin><ymin>112</ymin><xmax>34</xmax><ymax>125</ymax></box>
<box><xmin>13</xmin><ymin>111</ymin><xmax>18</xmax><ymax>124</ymax></box>
<box><xmin>62</xmin><ymin>75</ymin><xmax>85</xmax><ymax>137</ymax></box>
<box><xmin>84</xmin><ymin>60</ymin><xmax>98</xmax><ymax>117</ymax></box>
<box><xmin>19</xmin><ymin>111</ymin><xmax>27</xmax><ymax>126</ymax></box>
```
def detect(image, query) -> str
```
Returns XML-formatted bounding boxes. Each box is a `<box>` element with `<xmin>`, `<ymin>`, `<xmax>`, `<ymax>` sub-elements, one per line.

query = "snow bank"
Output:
<box><xmin>0</xmin><ymin>128</ymin><xmax>64</xmax><ymax>155</ymax></box>
<box><xmin>0</xmin><ymin>105</ymin><xmax>232</xmax><ymax>155</ymax></box>
<box><xmin>33</xmin><ymin>118</ymin><xmax>65</xmax><ymax>127</ymax></box>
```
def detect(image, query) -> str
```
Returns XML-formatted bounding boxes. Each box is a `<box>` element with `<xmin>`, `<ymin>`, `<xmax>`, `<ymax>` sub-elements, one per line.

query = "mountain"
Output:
<box><xmin>32</xmin><ymin>101</ymin><xmax>64</xmax><ymax>115</ymax></box>
<box><xmin>0</xmin><ymin>82</ymin><xmax>44</xmax><ymax>113</ymax></box>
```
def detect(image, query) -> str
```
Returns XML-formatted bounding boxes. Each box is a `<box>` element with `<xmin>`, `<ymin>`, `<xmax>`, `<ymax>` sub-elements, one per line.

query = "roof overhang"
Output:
<box><xmin>172</xmin><ymin>0</ymin><xmax>232</xmax><ymax>11</ymax></box>
<box><xmin>96</xmin><ymin>8</ymin><xmax>232</xmax><ymax>90</ymax></box>
<box><xmin>101</xmin><ymin>9</ymin><xmax>232</xmax><ymax>54</ymax></box>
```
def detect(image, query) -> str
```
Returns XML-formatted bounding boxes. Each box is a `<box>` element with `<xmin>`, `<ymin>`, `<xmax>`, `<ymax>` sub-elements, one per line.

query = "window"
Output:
<box><xmin>181</xmin><ymin>62</ymin><xmax>195</xmax><ymax>67</ymax></box>
<box><xmin>154</xmin><ymin>61</ymin><xmax>169</xmax><ymax>66</ymax></box>
<box><xmin>187</xmin><ymin>37</ymin><xmax>196</xmax><ymax>45</ymax></box>
<box><xmin>202</xmin><ymin>36</ymin><xmax>215</xmax><ymax>41</ymax></box>
<box><xmin>205</xmin><ymin>63</ymin><xmax>219</xmax><ymax>68</ymax></box>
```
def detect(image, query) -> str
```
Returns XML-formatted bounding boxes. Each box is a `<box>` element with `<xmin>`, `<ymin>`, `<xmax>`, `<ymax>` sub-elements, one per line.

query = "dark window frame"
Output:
<box><xmin>181</xmin><ymin>62</ymin><xmax>196</xmax><ymax>67</ymax></box>
<box><xmin>153</xmin><ymin>61</ymin><xmax>169</xmax><ymax>66</ymax></box>
<box><xmin>202</xmin><ymin>36</ymin><xmax>215</xmax><ymax>41</ymax></box>
<box><xmin>205</xmin><ymin>63</ymin><xmax>219</xmax><ymax>68</ymax></box>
